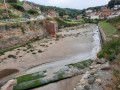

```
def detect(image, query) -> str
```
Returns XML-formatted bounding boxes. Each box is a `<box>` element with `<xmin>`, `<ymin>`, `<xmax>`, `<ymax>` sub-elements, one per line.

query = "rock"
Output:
<box><xmin>90</xmin><ymin>71</ymin><xmax>96</xmax><ymax>75</ymax></box>
<box><xmin>84</xmin><ymin>84</ymin><xmax>90</xmax><ymax>89</ymax></box>
<box><xmin>96</xmin><ymin>58</ymin><xmax>105</xmax><ymax>64</ymax></box>
<box><xmin>96</xmin><ymin>78</ymin><xmax>101</xmax><ymax>83</ymax></box>
<box><xmin>101</xmin><ymin>66</ymin><xmax>110</xmax><ymax>70</ymax></box>
<box><xmin>1</xmin><ymin>79</ymin><xmax>17</xmax><ymax>90</ymax></box>
<box><xmin>112</xmin><ymin>35</ymin><xmax>119</xmax><ymax>40</ymax></box>
<box><xmin>88</xmin><ymin>77</ymin><xmax>95</xmax><ymax>84</ymax></box>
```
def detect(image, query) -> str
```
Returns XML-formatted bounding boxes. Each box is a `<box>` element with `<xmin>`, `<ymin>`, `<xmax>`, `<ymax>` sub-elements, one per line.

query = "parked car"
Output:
<box><xmin>23</xmin><ymin>15</ymin><xmax>31</xmax><ymax>19</ymax></box>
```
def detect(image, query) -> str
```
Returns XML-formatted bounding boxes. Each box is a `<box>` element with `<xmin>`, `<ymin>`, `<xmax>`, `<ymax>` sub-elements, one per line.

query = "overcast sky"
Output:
<box><xmin>20</xmin><ymin>0</ymin><xmax>110</xmax><ymax>10</ymax></box>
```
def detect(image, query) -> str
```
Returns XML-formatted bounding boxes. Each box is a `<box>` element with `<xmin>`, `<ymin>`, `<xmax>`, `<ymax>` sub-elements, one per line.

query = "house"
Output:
<box><xmin>77</xmin><ymin>15</ymin><xmax>82</xmax><ymax>19</ymax></box>
<box><xmin>63</xmin><ymin>15</ymin><xmax>69</xmax><ymax>18</ymax></box>
<box><xmin>99</xmin><ymin>8</ymin><xmax>112</xmax><ymax>19</ymax></box>
<box><xmin>90</xmin><ymin>12</ymin><xmax>101</xmax><ymax>20</ymax></box>
<box><xmin>85</xmin><ymin>9</ymin><xmax>93</xmax><ymax>13</ymax></box>
<box><xmin>114</xmin><ymin>5</ymin><xmax>120</xmax><ymax>10</ymax></box>
<box><xmin>37</xmin><ymin>15</ymin><xmax>45</xmax><ymax>19</ymax></box>
<box><xmin>108</xmin><ymin>10</ymin><xmax>120</xmax><ymax>19</ymax></box>
<box><xmin>22</xmin><ymin>1</ymin><xmax>33</xmax><ymax>10</ymax></box>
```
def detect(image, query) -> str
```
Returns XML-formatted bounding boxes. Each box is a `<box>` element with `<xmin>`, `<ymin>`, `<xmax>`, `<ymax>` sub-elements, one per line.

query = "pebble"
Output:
<box><xmin>96</xmin><ymin>78</ymin><xmax>101</xmax><ymax>83</ymax></box>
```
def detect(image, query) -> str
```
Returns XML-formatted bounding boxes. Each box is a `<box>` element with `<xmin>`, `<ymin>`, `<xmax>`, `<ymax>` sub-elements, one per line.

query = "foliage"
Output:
<box><xmin>8</xmin><ymin>54</ymin><xmax>16</xmax><ymax>59</ymax></box>
<box><xmin>24</xmin><ymin>1</ymin><xmax>82</xmax><ymax>18</ymax></box>
<box><xmin>99</xmin><ymin>21</ymin><xmax>116</xmax><ymax>37</ymax></box>
<box><xmin>12</xmin><ymin>23</ymin><xmax>21</xmax><ymax>28</ymax></box>
<box><xmin>10</xmin><ymin>3</ymin><xmax>25</xmax><ymax>12</ymax></box>
<box><xmin>21</xmin><ymin>26</ymin><xmax>26</xmax><ymax>34</ymax></box>
<box><xmin>107</xmin><ymin>16</ymin><xmax>120</xmax><ymax>27</ymax></box>
<box><xmin>6</xmin><ymin>0</ymin><xmax>21</xmax><ymax>4</ymax></box>
<box><xmin>108</xmin><ymin>0</ymin><xmax>120</xmax><ymax>9</ymax></box>
<box><xmin>27</xmin><ymin>9</ymin><xmax>39</xmax><ymax>15</ymax></box>
<box><xmin>54</xmin><ymin>17</ymin><xmax>82</xmax><ymax>29</ymax></box>
<box><xmin>97</xmin><ymin>38</ymin><xmax>120</xmax><ymax>61</ymax></box>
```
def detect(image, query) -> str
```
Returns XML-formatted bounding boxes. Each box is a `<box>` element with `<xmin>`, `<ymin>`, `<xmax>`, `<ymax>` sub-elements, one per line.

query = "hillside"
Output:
<box><xmin>108</xmin><ymin>0</ymin><xmax>120</xmax><ymax>9</ymax></box>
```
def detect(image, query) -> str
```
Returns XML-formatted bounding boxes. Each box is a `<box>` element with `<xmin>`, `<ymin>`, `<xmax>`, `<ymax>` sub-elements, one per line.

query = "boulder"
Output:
<box><xmin>88</xmin><ymin>77</ymin><xmax>95</xmax><ymax>84</ymax></box>
<box><xmin>96</xmin><ymin>58</ymin><xmax>105</xmax><ymax>64</ymax></box>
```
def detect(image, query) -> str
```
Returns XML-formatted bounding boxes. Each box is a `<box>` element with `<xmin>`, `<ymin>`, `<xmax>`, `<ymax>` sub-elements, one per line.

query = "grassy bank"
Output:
<box><xmin>98</xmin><ymin>19</ymin><xmax>120</xmax><ymax>89</ymax></box>
<box><xmin>99</xmin><ymin>21</ymin><xmax>116</xmax><ymax>38</ymax></box>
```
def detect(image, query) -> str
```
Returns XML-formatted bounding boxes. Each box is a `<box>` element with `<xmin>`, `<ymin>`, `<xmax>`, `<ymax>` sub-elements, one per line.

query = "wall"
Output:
<box><xmin>45</xmin><ymin>21</ymin><xmax>58</xmax><ymax>35</ymax></box>
<box><xmin>0</xmin><ymin>20</ymin><xmax>48</xmax><ymax>50</ymax></box>
<box><xmin>98</xmin><ymin>24</ymin><xmax>107</xmax><ymax>44</ymax></box>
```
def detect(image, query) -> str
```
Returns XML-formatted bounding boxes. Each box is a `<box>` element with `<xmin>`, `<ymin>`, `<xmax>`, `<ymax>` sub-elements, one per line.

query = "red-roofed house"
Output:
<box><xmin>100</xmin><ymin>11</ymin><xmax>112</xmax><ymax>19</ymax></box>
<box><xmin>90</xmin><ymin>12</ymin><xmax>101</xmax><ymax>20</ymax></box>
<box><xmin>77</xmin><ymin>15</ymin><xmax>82</xmax><ymax>19</ymax></box>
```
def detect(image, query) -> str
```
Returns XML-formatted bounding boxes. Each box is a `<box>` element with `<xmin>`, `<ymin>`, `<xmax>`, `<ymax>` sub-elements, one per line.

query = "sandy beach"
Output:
<box><xmin>0</xmin><ymin>24</ymin><xmax>101</xmax><ymax>86</ymax></box>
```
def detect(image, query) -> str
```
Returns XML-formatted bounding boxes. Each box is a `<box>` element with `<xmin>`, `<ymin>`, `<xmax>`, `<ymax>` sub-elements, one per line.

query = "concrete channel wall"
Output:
<box><xmin>98</xmin><ymin>24</ymin><xmax>107</xmax><ymax>44</ymax></box>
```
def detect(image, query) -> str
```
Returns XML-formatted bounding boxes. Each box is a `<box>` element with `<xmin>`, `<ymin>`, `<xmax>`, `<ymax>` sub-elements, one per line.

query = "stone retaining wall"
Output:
<box><xmin>0</xmin><ymin>20</ymin><xmax>58</xmax><ymax>50</ymax></box>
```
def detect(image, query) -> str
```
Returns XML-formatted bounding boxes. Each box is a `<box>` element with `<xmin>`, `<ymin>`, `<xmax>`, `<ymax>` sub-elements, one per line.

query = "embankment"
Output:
<box><xmin>0</xmin><ymin>20</ymin><xmax>48</xmax><ymax>50</ymax></box>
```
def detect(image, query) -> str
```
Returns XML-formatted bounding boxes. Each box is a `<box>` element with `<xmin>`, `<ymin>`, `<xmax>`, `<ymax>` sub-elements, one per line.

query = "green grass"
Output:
<box><xmin>67</xmin><ymin>59</ymin><xmax>93</xmax><ymax>69</ymax></box>
<box><xmin>99</xmin><ymin>21</ymin><xmax>116</xmax><ymax>38</ymax></box>
<box><xmin>97</xmin><ymin>38</ymin><xmax>120</xmax><ymax>61</ymax></box>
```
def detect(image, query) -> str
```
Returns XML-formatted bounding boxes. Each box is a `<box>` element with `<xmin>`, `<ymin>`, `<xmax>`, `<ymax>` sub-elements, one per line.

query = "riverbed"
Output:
<box><xmin>0</xmin><ymin>24</ymin><xmax>101</xmax><ymax>89</ymax></box>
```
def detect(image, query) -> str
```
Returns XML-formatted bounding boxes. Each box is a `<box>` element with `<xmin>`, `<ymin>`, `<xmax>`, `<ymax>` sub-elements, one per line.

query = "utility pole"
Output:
<box><xmin>4</xmin><ymin>0</ymin><xmax>9</xmax><ymax>18</ymax></box>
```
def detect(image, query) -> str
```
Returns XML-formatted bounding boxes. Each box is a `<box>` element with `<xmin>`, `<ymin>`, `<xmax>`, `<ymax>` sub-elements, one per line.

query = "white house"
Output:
<box><xmin>37</xmin><ymin>15</ymin><xmax>45</xmax><ymax>19</ymax></box>
<box><xmin>114</xmin><ymin>5</ymin><xmax>120</xmax><ymax>10</ymax></box>
<box><xmin>85</xmin><ymin>9</ymin><xmax>93</xmax><ymax>13</ymax></box>
<box><xmin>90</xmin><ymin>12</ymin><xmax>101</xmax><ymax>20</ymax></box>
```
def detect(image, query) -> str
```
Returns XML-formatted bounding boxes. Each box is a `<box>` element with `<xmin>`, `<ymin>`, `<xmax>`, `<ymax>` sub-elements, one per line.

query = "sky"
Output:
<box><xmin>20</xmin><ymin>0</ymin><xmax>110</xmax><ymax>10</ymax></box>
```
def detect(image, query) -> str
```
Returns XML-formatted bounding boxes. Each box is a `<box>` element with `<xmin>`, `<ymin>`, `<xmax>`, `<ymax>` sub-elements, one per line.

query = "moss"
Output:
<box><xmin>67</xmin><ymin>59</ymin><xmax>93</xmax><ymax>69</ymax></box>
<box><xmin>8</xmin><ymin>54</ymin><xmax>16</xmax><ymax>59</ymax></box>
<box><xmin>57</xmin><ymin>72</ymin><xmax>65</xmax><ymax>80</ymax></box>
<box><xmin>13</xmin><ymin>72</ymin><xmax>46</xmax><ymax>90</ymax></box>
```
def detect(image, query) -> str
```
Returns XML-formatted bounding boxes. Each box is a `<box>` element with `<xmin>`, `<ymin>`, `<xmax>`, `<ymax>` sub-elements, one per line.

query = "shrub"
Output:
<box><xmin>27</xmin><ymin>21</ymin><xmax>31</xmax><ymax>24</ymax></box>
<box><xmin>27</xmin><ymin>10</ymin><xmax>39</xmax><ymax>15</ymax></box>
<box><xmin>97</xmin><ymin>38</ymin><xmax>120</xmax><ymax>61</ymax></box>
<box><xmin>10</xmin><ymin>4</ymin><xmax>25</xmax><ymax>12</ymax></box>
<box><xmin>21</xmin><ymin>26</ymin><xmax>26</xmax><ymax>34</ymax></box>
<box><xmin>8</xmin><ymin>54</ymin><xmax>16</xmax><ymax>59</ymax></box>
<box><xmin>12</xmin><ymin>23</ymin><xmax>21</xmax><ymax>28</ymax></box>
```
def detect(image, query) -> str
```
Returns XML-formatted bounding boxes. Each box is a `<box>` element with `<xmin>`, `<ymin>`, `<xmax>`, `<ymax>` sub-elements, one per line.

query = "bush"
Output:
<box><xmin>10</xmin><ymin>4</ymin><xmax>25</xmax><ymax>12</ymax></box>
<box><xmin>12</xmin><ymin>23</ymin><xmax>21</xmax><ymax>28</ymax></box>
<box><xmin>21</xmin><ymin>26</ymin><xmax>26</xmax><ymax>34</ymax></box>
<box><xmin>27</xmin><ymin>10</ymin><xmax>39</xmax><ymax>15</ymax></box>
<box><xmin>97</xmin><ymin>38</ymin><xmax>120</xmax><ymax>61</ymax></box>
